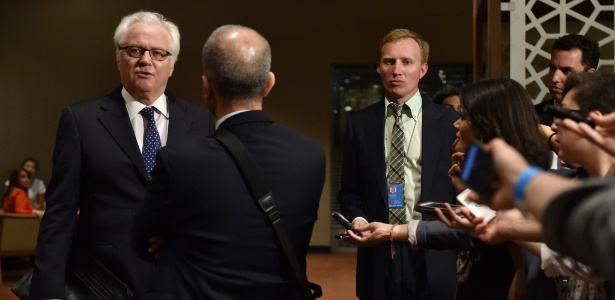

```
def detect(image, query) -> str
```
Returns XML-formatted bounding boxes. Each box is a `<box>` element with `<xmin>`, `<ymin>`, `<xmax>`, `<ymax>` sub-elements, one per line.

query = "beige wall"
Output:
<box><xmin>0</xmin><ymin>1</ymin><xmax>473</xmax><ymax>246</ymax></box>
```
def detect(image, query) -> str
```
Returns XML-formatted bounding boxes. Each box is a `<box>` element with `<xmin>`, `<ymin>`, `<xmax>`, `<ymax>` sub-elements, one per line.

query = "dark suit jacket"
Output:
<box><xmin>338</xmin><ymin>98</ymin><xmax>459</xmax><ymax>299</ymax></box>
<box><xmin>29</xmin><ymin>86</ymin><xmax>214</xmax><ymax>300</ymax></box>
<box><xmin>535</xmin><ymin>98</ymin><xmax>556</xmax><ymax>126</ymax></box>
<box><xmin>132</xmin><ymin>111</ymin><xmax>326</xmax><ymax>300</ymax></box>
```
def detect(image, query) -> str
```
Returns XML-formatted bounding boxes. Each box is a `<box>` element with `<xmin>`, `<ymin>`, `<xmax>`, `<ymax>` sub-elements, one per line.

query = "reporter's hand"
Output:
<box><xmin>449</xmin><ymin>152</ymin><xmax>467</xmax><ymax>194</ymax></box>
<box><xmin>570</xmin><ymin>112</ymin><xmax>615</xmax><ymax>156</ymax></box>
<box><xmin>539</xmin><ymin>124</ymin><xmax>554</xmax><ymax>139</ymax></box>
<box><xmin>339</xmin><ymin>219</ymin><xmax>369</xmax><ymax>245</ymax></box>
<box><xmin>348</xmin><ymin>222</ymin><xmax>392</xmax><ymax>247</ymax></box>
<box><xmin>541</xmin><ymin>124</ymin><xmax>559</xmax><ymax>152</ymax></box>
<box><xmin>474</xmin><ymin>208</ymin><xmax>532</xmax><ymax>245</ymax></box>
<box><xmin>435</xmin><ymin>204</ymin><xmax>475</xmax><ymax>231</ymax></box>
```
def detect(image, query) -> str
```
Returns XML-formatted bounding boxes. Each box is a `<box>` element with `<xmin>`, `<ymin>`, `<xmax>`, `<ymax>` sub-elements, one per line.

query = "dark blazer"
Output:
<box><xmin>535</xmin><ymin>98</ymin><xmax>556</xmax><ymax>126</ymax></box>
<box><xmin>29</xmin><ymin>86</ymin><xmax>214</xmax><ymax>300</ymax></box>
<box><xmin>338</xmin><ymin>98</ymin><xmax>459</xmax><ymax>299</ymax></box>
<box><xmin>133</xmin><ymin>111</ymin><xmax>326</xmax><ymax>300</ymax></box>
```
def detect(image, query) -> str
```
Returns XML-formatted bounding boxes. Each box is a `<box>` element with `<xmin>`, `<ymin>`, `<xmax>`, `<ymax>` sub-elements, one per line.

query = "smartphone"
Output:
<box><xmin>460</xmin><ymin>140</ymin><xmax>497</xmax><ymax>198</ymax></box>
<box><xmin>331</xmin><ymin>212</ymin><xmax>362</xmax><ymax>237</ymax></box>
<box><xmin>415</xmin><ymin>202</ymin><xmax>462</xmax><ymax>218</ymax></box>
<box><xmin>543</xmin><ymin>105</ymin><xmax>595</xmax><ymax>128</ymax></box>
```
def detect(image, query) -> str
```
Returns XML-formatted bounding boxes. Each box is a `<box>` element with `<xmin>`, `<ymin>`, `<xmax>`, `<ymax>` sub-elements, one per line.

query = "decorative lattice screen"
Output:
<box><xmin>506</xmin><ymin>0</ymin><xmax>615</xmax><ymax>103</ymax></box>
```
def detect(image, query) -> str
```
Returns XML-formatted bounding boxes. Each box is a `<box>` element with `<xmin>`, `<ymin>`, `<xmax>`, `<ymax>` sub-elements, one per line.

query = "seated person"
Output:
<box><xmin>4</xmin><ymin>157</ymin><xmax>46</xmax><ymax>209</ymax></box>
<box><xmin>3</xmin><ymin>168</ymin><xmax>44</xmax><ymax>218</ymax></box>
<box><xmin>22</xmin><ymin>157</ymin><xmax>46</xmax><ymax>209</ymax></box>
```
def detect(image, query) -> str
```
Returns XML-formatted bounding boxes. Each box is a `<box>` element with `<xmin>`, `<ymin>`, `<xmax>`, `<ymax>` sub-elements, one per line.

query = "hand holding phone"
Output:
<box><xmin>415</xmin><ymin>202</ymin><xmax>463</xmax><ymax>218</ymax></box>
<box><xmin>544</xmin><ymin>105</ymin><xmax>595</xmax><ymax>128</ymax></box>
<box><xmin>456</xmin><ymin>189</ymin><xmax>496</xmax><ymax>223</ymax></box>
<box><xmin>332</xmin><ymin>212</ymin><xmax>363</xmax><ymax>237</ymax></box>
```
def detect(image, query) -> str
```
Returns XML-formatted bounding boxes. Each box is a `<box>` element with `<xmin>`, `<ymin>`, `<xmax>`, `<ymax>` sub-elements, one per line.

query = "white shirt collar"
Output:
<box><xmin>384</xmin><ymin>91</ymin><xmax>422</xmax><ymax>120</ymax></box>
<box><xmin>215</xmin><ymin>110</ymin><xmax>250</xmax><ymax>129</ymax></box>
<box><xmin>122</xmin><ymin>88</ymin><xmax>169</xmax><ymax>120</ymax></box>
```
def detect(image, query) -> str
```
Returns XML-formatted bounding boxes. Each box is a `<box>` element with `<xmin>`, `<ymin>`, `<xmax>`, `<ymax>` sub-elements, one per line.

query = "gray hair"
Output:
<box><xmin>201</xmin><ymin>25</ymin><xmax>271</xmax><ymax>101</ymax></box>
<box><xmin>114</xmin><ymin>11</ymin><xmax>180</xmax><ymax>64</ymax></box>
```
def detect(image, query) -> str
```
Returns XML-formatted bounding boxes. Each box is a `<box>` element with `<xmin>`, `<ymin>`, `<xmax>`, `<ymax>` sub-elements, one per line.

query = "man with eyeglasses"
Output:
<box><xmin>29</xmin><ymin>11</ymin><xmax>214</xmax><ymax>300</ymax></box>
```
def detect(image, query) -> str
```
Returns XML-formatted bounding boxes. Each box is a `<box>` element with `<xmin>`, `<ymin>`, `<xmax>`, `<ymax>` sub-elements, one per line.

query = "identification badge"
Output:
<box><xmin>388</xmin><ymin>183</ymin><xmax>404</xmax><ymax>208</ymax></box>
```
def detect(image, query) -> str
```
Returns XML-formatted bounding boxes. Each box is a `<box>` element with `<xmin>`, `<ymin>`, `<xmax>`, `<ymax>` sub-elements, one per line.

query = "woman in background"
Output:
<box><xmin>4</xmin><ymin>157</ymin><xmax>47</xmax><ymax>209</ymax></box>
<box><xmin>3</xmin><ymin>168</ymin><xmax>44</xmax><ymax>218</ymax></box>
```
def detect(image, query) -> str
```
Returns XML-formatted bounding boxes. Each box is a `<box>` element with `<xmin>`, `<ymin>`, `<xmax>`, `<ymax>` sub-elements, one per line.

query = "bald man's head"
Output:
<box><xmin>202</xmin><ymin>25</ymin><xmax>271</xmax><ymax>101</ymax></box>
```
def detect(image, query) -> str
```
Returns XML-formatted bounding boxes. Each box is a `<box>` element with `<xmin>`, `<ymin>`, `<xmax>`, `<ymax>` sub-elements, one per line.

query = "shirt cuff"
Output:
<box><xmin>351</xmin><ymin>217</ymin><xmax>369</xmax><ymax>225</ymax></box>
<box><xmin>407</xmin><ymin>220</ymin><xmax>420</xmax><ymax>250</ymax></box>
<box><xmin>541</xmin><ymin>243</ymin><xmax>564</xmax><ymax>278</ymax></box>
<box><xmin>540</xmin><ymin>244</ymin><xmax>604</xmax><ymax>283</ymax></box>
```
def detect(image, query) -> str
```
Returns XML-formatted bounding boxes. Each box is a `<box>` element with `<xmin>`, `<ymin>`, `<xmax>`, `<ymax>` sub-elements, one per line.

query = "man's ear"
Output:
<box><xmin>202</xmin><ymin>75</ymin><xmax>211</xmax><ymax>98</ymax></box>
<box><xmin>418</xmin><ymin>63</ymin><xmax>428</xmax><ymax>79</ymax></box>
<box><xmin>588</xmin><ymin>67</ymin><xmax>597</xmax><ymax>73</ymax></box>
<box><xmin>262</xmin><ymin>72</ymin><xmax>275</xmax><ymax>97</ymax></box>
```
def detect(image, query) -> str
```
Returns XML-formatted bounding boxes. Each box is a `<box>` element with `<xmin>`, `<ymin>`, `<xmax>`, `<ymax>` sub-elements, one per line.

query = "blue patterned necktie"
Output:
<box><xmin>140</xmin><ymin>107</ymin><xmax>162</xmax><ymax>180</ymax></box>
<box><xmin>388</xmin><ymin>103</ymin><xmax>408</xmax><ymax>224</ymax></box>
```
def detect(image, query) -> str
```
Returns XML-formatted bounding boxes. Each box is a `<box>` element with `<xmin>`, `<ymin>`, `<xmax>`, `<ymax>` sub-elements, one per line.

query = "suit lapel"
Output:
<box><xmin>364</xmin><ymin>102</ymin><xmax>388</xmax><ymax>206</ymax></box>
<box><xmin>420</xmin><ymin>99</ymin><xmax>443</xmax><ymax>203</ymax></box>
<box><xmin>97</xmin><ymin>89</ymin><xmax>149</xmax><ymax>181</ymax></box>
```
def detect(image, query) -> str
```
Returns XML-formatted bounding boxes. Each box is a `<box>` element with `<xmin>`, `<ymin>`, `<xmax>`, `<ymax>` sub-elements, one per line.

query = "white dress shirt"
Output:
<box><xmin>122</xmin><ymin>88</ymin><xmax>169</xmax><ymax>151</ymax></box>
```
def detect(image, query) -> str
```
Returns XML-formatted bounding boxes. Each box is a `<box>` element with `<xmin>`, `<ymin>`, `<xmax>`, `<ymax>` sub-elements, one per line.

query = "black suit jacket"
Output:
<box><xmin>338</xmin><ymin>98</ymin><xmax>459</xmax><ymax>299</ymax></box>
<box><xmin>535</xmin><ymin>98</ymin><xmax>556</xmax><ymax>126</ymax></box>
<box><xmin>29</xmin><ymin>86</ymin><xmax>214</xmax><ymax>300</ymax></box>
<box><xmin>133</xmin><ymin>111</ymin><xmax>326</xmax><ymax>300</ymax></box>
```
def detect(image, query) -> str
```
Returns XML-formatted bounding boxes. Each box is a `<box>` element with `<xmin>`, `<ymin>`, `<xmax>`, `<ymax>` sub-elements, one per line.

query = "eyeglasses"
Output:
<box><xmin>565</xmin><ymin>109</ymin><xmax>586</xmax><ymax>117</ymax></box>
<box><xmin>119</xmin><ymin>46</ymin><xmax>172</xmax><ymax>61</ymax></box>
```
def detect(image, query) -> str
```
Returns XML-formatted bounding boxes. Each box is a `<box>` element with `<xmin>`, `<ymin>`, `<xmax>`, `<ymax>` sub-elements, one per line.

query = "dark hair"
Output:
<box><xmin>2</xmin><ymin>168</ymin><xmax>28</xmax><ymax>201</ymax></box>
<box><xmin>552</xmin><ymin>34</ymin><xmax>600</xmax><ymax>70</ymax></box>
<box><xmin>433</xmin><ymin>85</ymin><xmax>461</xmax><ymax>105</ymax></box>
<box><xmin>563</xmin><ymin>72</ymin><xmax>615</xmax><ymax>116</ymax></box>
<box><xmin>461</xmin><ymin>78</ymin><xmax>550</xmax><ymax>169</ymax></box>
<box><xmin>21</xmin><ymin>157</ymin><xmax>38</xmax><ymax>171</ymax></box>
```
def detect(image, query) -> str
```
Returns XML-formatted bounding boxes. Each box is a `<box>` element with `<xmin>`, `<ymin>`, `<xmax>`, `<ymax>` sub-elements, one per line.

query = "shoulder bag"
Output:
<box><xmin>213</xmin><ymin>128</ymin><xmax>322</xmax><ymax>300</ymax></box>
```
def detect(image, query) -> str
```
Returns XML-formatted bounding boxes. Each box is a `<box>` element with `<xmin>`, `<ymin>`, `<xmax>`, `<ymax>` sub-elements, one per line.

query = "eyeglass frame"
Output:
<box><xmin>119</xmin><ymin>46</ymin><xmax>172</xmax><ymax>61</ymax></box>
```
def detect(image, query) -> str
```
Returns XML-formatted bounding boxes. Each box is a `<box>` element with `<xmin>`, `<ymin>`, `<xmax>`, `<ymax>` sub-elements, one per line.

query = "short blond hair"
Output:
<box><xmin>380</xmin><ymin>29</ymin><xmax>429</xmax><ymax>64</ymax></box>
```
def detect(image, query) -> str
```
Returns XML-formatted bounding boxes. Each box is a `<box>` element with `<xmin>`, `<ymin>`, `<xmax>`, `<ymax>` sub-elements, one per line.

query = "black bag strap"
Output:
<box><xmin>213</xmin><ymin>129</ymin><xmax>322</xmax><ymax>300</ymax></box>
